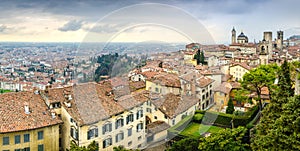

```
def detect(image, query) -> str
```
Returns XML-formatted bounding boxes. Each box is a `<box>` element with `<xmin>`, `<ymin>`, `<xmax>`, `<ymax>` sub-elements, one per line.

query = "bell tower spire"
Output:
<box><xmin>231</xmin><ymin>26</ymin><xmax>236</xmax><ymax>44</ymax></box>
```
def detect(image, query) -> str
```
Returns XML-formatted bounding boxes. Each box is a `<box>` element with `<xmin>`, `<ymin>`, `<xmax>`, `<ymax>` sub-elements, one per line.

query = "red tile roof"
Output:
<box><xmin>151</xmin><ymin>93</ymin><xmax>198</xmax><ymax>118</ymax></box>
<box><xmin>0</xmin><ymin>91</ymin><xmax>62</xmax><ymax>133</ymax></box>
<box><xmin>197</xmin><ymin>76</ymin><xmax>214</xmax><ymax>88</ymax></box>
<box><xmin>44</xmin><ymin>81</ymin><xmax>150</xmax><ymax>126</ymax></box>
<box><xmin>149</xmin><ymin>72</ymin><xmax>181</xmax><ymax>88</ymax></box>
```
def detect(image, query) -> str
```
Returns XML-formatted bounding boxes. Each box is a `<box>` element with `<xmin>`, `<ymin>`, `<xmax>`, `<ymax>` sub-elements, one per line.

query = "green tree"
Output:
<box><xmin>251</xmin><ymin>61</ymin><xmax>299</xmax><ymax>150</ymax></box>
<box><xmin>200</xmin><ymin>50</ymin><xmax>205</xmax><ymax>65</ymax></box>
<box><xmin>70</xmin><ymin>141</ymin><xmax>98</xmax><ymax>151</ymax></box>
<box><xmin>278</xmin><ymin>60</ymin><xmax>294</xmax><ymax>99</ymax></box>
<box><xmin>113</xmin><ymin>146</ymin><xmax>139</xmax><ymax>151</ymax></box>
<box><xmin>194</xmin><ymin>49</ymin><xmax>201</xmax><ymax>65</ymax></box>
<box><xmin>168</xmin><ymin>137</ymin><xmax>200</xmax><ymax>151</ymax></box>
<box><xmin>198</xmin><ymin>126</ymin><xmax>250</xmax><ymax>151</ymax></box>
<box><xmin>241</xmin><ymin>64</ymin><xmax>279</xmax><ymax>110</ymax></box>
<box><xmin>251</xmin><ymin>96</ymin><xmax>300</xmax><ymax>150</ymax></box>
<box><xmin>226</xmin><ymin>98</ymin><xmax>235</xmax><ymax>114</ymax></box>
<box><xmin>233</xmin><ymin>89</ymin><xmax>251</xmax><ymax>104</ymax></box>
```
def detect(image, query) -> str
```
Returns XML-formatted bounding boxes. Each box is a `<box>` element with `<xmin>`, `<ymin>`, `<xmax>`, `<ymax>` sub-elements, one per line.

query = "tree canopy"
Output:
<box><xmin>113</xmin><ymin>146</ymin><xmax>139</xmax><ymax>151</ymax></box>
<box><xmin>198</xmin><ymin>126</ymin><xmax>250</xmax><ymax>151</ymax></box>
<box><xmin>251</xmin><ymin>96</ymin><xmax>300</xmax><ymax>150</ymax></box>
<box><xmin>70</xmin><ymin>141</ymin><xmax>98</xmax><ymax>151</ymax></box>
<box><xmin>251</xmin><ymin>61</ymin><xmax>300</xmax><ymax>150</ymax></box>
<box><xmin>241</xmin><ymin>64</ymin><xmax>279</xmax><ymax>110</ymax></box>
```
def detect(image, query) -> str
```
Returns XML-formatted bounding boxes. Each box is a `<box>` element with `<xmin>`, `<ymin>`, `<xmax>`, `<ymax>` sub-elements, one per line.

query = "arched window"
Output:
<box><xmin>115</xmin><ymin>131</ymin><xmax>124</xmax><ymax>143</ymax></box>
<box><xmin>115</xmin><ymin>117</ymin><xmax>124</xmax><ymax>129</ymax></box>
<box><xmin>136</xmin><ymin>122</ymin><xmax>143</xmax><ymax>132</ymax></box>
<box><xmin>102</xmin><ymin>121</ymin><xmax>112</xmax><ymax>134</ymax></box>
<box><xmin>70</xmin><ymin>126</ymin><xmax>78</xmax><ymax>140</ymax></box>
<box><xmin>136</xmin><ymin>108</ymin><xmax>143</xmax><ymax>120</ymax></box>
<box><xmin>87</xmin><ymin>125</ymin><xmax>98</xmax><ymax>140</ymax></box>
<box><xmin>126</xmin><ymin>112</ymin><xmax>134</xmax><ymax>124</ymax></box>
<box><xmin>103</xmin><ymin>136</ymin><xmax>112</xmax><ymax>148</ymax></box>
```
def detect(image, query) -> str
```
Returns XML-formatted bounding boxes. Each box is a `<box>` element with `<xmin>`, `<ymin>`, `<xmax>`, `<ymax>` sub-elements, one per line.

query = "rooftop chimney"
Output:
<box><xmin>24</xmin><ymin>102</ymin><xmax>30</xmax><ymax>114</ymax></box>
<box><xmin>51</xmin><ymin>110</ymin><xmax>56</xmax><ymax>119</ymax></box>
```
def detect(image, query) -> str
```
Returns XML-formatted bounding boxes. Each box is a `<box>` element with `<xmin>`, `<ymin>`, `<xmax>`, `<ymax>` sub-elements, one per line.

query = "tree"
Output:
<box><xmin>251</xmin><ymin>96</ymin><xmax>300</xmax><ymax>150</ymax></box>
<box><xmin>251</xmin><ymin>61</ymin><xmax>300</xmax><ymax>150</ymax></box>
<box><xmin>113</xmin><ymin>146</ymin><xmax>139</xmax><ymax>151</ymax></box>
<box><xmin>226</xmin><ymin>98</ymin><xmax>235</xmax><ymax>114</ymax></box>
<box><xmin>194</xmin><ymin>49</ymin><xmax>201</xmax><ymax>65</ymax></box>
<box><xmin>198</xmin><ymin>126</ymin><xmax>250</xmax><ymax>151</ymax></box>
<box><xmin>70</xmin><ymin>141</ymin><xmax>99</xmax><ymax>151</ymax></box>
<box><xmin>167</xmin><ymin>137</ymin><xmax>200</xmax><ymax>151</ymax></box>
<box><xmin>233</xmin><ymin>89</ymin><xmax>251</xmax><ymax>104</ymax></box>
<box><xmin>200</xmin><ymin>50</ymin><xmax>205</xmax><ymax>65</ymax></box>
<box><xmin>278</xmin><ymin>60</ymin><xmax>294</xmax><ymax>100</ymax></box>
<box><xmin>241</xmin><ymin>64</ymin><xmax>279</xmax><ymax>110</ymax></box>
<box><xmin>194</xmin><ymin>49</ymin><xmax>206</xmax><ymax>65</ymax></box>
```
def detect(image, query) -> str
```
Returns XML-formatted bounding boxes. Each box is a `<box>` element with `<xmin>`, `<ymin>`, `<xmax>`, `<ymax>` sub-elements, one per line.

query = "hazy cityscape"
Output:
<box><xmin>1</xmin><ymin>1</ymin><xmax>300</xmax><ymax>151</ymax></box>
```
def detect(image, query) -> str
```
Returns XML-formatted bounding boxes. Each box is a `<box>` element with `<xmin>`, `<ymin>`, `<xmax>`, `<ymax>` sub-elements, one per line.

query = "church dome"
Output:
<box><xmin>237</xmin><ymin>31</ymin><xmax>248</xmax><ymax>43</ymax></box>
<box><xmin>238</xmin><ymin>32</ymin><xmax>247</xmax><ymax>38</ymax></box>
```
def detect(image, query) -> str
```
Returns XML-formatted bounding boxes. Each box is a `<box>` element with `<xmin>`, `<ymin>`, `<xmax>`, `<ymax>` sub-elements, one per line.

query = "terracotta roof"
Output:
<box><xmin>213</xmin><ymin>82</ymin><xmax>232</xmax><ymax>94</ymax></box>
<box><xmin>231</xmin><ymin>62</ymin><xmax>252</xmax><ymax>70</ymax></box>
<box><xmin>151</xmin><ymin>93</ymin><xmax>198</xmax><ymax>118</ymax></box>
<box><xmin>197</xmin><ymin>76</ymin><xmax>214</xmax><ymax>88</ymax></box>
<box><xmin>230</xmin><ymin>82</ymin><xmax>241</xmax><ymax>89</ymax></box>
<box><xmin>129</xmin><ymin>81</ymin><xmax>146</xmax><ymax>91</ymax></box>
<box><xmin>146</xmin><ymin>121</ymin><xmax>170</xmax><ymax>135</ymax></box>
<box><xmin>44</xmin><ymin>81</ymin><xmax>150</xmax><ymax>126</ymax></box>
<box><xmin>200</xmin><ymin>69</ymin><xmax>223</xmax><ymax>75</ymax></box>
<box><xmin>117</xmin><ymin>90</ymin><xmax>149</xmax><ymax>110</ymax></box>
<box><xmin>0</xmin><ymin>91</ymin><xmax>62</xmax><ymax>133</ymax></box>
<box><xmin>149</xmin><ymin>72</ymin><xmax>181</xmax><ymax>88</ymax></box>
<box><xmin>179</xmin><ymin>70</ymin><xmax>201</xmax><ymax>82</ymax></box>
<box><xmin>141</xmin><ymin>71</ymin><xmax>160</xmax><ymax>79</ymax></box>
<box><xmin>222</xmin><ymin>74</ymin><xmax>232</xmax><ymax>82</ymax></box>
<box><xmin>183</xmin><ymin>51</ymin><xmax>194</xmax><ymax>55</ymax></box>
<box><xmin>195</xmin><ymin>65</ymin><xmax>208</xmax><ymax>70</ymax></box>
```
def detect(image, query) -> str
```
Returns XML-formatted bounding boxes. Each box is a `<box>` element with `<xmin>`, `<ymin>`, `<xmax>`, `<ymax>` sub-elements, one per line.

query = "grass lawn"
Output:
<box><xmin>180</xmin><ymin>122</ymin><xmax>224</xmax><ymax>137</ymax></box>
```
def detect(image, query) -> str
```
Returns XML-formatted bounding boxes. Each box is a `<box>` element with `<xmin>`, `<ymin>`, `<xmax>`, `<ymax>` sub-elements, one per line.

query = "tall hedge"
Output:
<box><xmin>194</xmin><ymin>106</ymin><xmax>259</xmax><ymax>128</ymax></box>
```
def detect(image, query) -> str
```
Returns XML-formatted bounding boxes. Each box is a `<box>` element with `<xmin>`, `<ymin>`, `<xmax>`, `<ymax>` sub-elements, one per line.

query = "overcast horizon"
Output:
<box><xmin>0</xmin><ymin>0</ymin><xmax>300</xmax><ymax>44</ymax></box>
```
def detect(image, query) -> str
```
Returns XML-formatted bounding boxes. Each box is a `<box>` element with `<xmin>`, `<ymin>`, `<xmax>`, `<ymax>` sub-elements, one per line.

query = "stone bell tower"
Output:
<box><xmin>231</xmin><ymin>27</ymin><xmax>236</xmax><ymax>44</ymax></box>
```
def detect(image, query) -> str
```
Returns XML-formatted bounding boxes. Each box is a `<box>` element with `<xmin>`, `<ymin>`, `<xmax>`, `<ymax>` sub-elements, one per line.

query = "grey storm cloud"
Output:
<box><xmin>58</xmin><ymin>20</ymin><xmax>84</xmax><ymax>32</ymax></box>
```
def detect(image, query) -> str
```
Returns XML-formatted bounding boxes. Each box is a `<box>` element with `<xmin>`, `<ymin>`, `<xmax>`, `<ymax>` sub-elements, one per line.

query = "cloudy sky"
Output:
<box><xmin>0</xmin><ymin>0</ymin><xmax>300</xmax><ymax>44</ymax></box>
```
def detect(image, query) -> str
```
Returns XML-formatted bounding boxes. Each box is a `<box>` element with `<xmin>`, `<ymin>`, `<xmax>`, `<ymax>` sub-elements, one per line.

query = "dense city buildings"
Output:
<box><xmin>1</xmin><ymin>27</ymin><xmax>300</xmax><ymax>150</ymax></box>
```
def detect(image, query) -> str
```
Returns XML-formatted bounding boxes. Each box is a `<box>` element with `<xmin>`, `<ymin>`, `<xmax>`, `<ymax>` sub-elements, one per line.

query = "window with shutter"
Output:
<box><xmin>128</xmin><ymin>128</ymin><xmax>132</xmax><ymax>137</ymax></box>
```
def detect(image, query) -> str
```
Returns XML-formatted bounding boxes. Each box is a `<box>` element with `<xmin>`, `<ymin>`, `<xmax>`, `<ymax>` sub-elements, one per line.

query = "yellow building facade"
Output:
<box><xmin>0</xmin><ymin>91</ymin><xmax>62</xmax><ymax>151</ymax></box>
<box><xmin>229</xmin><ymin>63</ymin><xmax>251</xmax><ymax>81</ymax></box>
<box><xmin>0</xmin><ymin>125</ymin><xmax>60</xmax><ymax>151</ymax></box>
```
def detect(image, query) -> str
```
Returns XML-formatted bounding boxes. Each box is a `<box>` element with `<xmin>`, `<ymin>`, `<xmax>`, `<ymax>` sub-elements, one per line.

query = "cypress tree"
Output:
<box><xmin>226</xmin><ymin>98</ymin><xmax>234</xmax><ymax>114</ymax></box>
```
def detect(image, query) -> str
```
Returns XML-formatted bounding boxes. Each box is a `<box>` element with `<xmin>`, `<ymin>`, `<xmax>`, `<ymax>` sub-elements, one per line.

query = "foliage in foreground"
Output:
<box><xmin>198</xmin><ymin>126</ymin><xmax>250</xmax><ymax>151</ymax></box>
<box><xmin>70</xmin><ymin>141</ymin><xmax>98</xmax><ymax>151</ymax></box>
<box><xmin>113</xmin><ymin>146</ymin><xmax>140</xmax><ymax>151</ymax></box>
<box><xmin>252</xmin><ymin>60</ymin><xmax>300</xmax><ymax>150</ymax></box>
<box><xmin>241</xmin><ymin>64</ymin><xmax>279</xmax><ymax>110</ymax></box>
<box><xmin>167</xmin><ymin>137</ymin><xmax>200</xmax><ymax>151</ymax></box>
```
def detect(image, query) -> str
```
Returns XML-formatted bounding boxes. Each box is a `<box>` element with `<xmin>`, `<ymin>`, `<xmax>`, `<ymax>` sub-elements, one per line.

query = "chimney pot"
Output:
<box><xmin>24</xmin><ymin>102</ymin><xmax>30</xmax><ymax>114</ymax></box>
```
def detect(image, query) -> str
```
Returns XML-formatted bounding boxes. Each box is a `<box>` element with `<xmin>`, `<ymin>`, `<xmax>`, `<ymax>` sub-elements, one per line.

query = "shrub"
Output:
<box><xmin>202</xmin><ymin>106</ymin><xmax>259</xmax><ymax>128</ymax></box>
<box><xmin>193</xmin><ymin>114</ymin><xmax>204</xmax><ymax>123</ymax></box>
